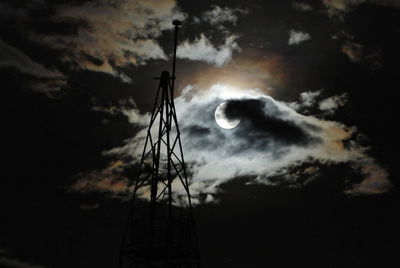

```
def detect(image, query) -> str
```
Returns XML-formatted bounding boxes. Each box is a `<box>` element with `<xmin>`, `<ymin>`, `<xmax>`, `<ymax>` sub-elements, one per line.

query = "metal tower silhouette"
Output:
<box><xmin>119</xmin><ymin>20</ymin><xmax>200</xmax><ymax>268</ymax></box>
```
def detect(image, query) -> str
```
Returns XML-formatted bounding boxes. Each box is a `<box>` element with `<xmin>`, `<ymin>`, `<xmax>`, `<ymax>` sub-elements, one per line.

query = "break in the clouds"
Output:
<box><xmin>177</xmin><ymin>34</ymin><xmax>240</xmax><ymax>66</ymax></box>
<box><xmin>288</xmin><ymin>30</ymin><xmax>311</xmax><ymax>45</ymax></box>
<box><xmin>0</xmin><ymin>38</ymin><xmax>66</xmax><ymax>93</ymax></box>
<box><xmin>73</xmin><ymin>85</ymin><xmax>391</xmax><ymax>203</ymax></box>
<box><xmin>201</xmin><ymin>5</ymin><xmax>248</xmax><ymax>26</ymax></box>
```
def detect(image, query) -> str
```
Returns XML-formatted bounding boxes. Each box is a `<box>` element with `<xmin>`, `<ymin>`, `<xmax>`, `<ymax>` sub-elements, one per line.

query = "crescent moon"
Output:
<box><xmin>214</xmin><ymin>102</ymin><xmax>240</xmax><ymax>129</ymax></box>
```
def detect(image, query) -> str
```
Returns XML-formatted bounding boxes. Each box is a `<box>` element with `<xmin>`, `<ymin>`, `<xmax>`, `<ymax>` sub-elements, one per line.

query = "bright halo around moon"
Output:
<box><xmin>214</xmin><ymin>102</ymin><xmax>240</xmax><ymax>129</ymax></box>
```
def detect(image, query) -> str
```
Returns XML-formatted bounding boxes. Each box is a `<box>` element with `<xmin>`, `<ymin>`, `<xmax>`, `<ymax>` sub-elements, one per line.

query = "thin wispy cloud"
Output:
<box><xmin>69</xmin><ymin>160</ymin><xmax>129</xmax><ymax>199</ymax></box>
<box><xmin>92</xmin><ymin>97</ymin><xmax>149</xmax><ymax>126</ymax></box>
<box><xmin>0</xmin><ymin>38</ymin><xmax>66</xmax><ymax>94</ymax></box>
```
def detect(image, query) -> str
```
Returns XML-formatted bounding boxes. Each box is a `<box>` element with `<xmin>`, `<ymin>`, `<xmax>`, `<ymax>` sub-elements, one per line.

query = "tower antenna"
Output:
<box><xmin>118</xmin><ymin>20</ymin><xmax>200</xmax><ymax>268</ymax></box>
<box><xmin>172</xmin><ymin>20</ymin><xmax>181</xmax><ymax>79</ymax></box>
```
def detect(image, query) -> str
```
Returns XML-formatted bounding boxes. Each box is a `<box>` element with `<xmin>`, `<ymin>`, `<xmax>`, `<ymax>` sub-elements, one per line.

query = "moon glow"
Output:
<box><xmin>214</xmin><ymin>102</ymin><xmax>240</xmax><ymax>129</ymax></box>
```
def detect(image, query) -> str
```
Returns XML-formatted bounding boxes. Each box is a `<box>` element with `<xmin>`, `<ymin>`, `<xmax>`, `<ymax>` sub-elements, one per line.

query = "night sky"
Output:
<box><xmin>1</xmin><ymin>0</ymin><xmax>400</xmax><ymax>267</ymax></box>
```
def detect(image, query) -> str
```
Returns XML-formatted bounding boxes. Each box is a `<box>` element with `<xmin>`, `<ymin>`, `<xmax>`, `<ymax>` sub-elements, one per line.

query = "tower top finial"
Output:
<box><xmin>172</xmin><ymin>20</ymin><xmax>181</xmax><ymax>26</ymax></box>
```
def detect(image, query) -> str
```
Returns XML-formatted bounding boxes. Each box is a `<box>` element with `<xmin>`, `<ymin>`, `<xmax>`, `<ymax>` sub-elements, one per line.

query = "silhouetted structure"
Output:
<box><xmin>119</xmin><ymin>21</ymin><xmax>200</xmax><ymax>268</ymax></box>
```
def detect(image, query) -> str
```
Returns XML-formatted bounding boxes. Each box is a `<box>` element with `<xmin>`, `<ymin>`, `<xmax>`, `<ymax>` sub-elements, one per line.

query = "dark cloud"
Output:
<box><xmin>225</xmin><ymin>99</ymin><xmax>317</xmax><ymax>146</ymax></box>
<box><xmin>187</xmin><ymin>125</ymin><xmax>211</xmax><ymax>137</ymax></box>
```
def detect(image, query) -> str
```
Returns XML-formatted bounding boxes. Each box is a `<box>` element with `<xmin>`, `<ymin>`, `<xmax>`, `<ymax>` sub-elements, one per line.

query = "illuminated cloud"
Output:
<box><xmin>178</xmin><ymin>54</ymin><xmax>285</xmax><ymax>95</ymax></box>
<box><xmin>288</xmin><ymin>90</ymin><xmax>348</xmax><ymax>116</ymax></box>
<box><xmin>202</xmin><ymin>5</ymin><xmax>248</xmax><ymax>26</ymax></box>
<box><xmin>299</xmin><ymin>91</ymin><xmax>322</xmax><ymax>107</ymax></box>
<box><xmin>319</xmin><ymin>93</ymin><xmax>348</xmax><ymax>114</ymax></box>
<box><xmin>96</xmin><ymin>85</ymin><xmax>391</xmax><ymax>203</ymax></box>
<box><xmin>287</xmin><ymin>90</ymin><xmax>322</xmax><ymax>112</ymax></box>
<box><xmin>177</xmin><ymin>34</ymin><xmax>240</xmax><ymax>66</ymax></box>
<box><xmin>288</xmin><ymin>30</ymin><xmax>311</xmax><ymax>45</ymax></box>
<box><xmin>34</xmin><ymin>0</ymin><xmax>186</xmax><ymax>81</ymax></box>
